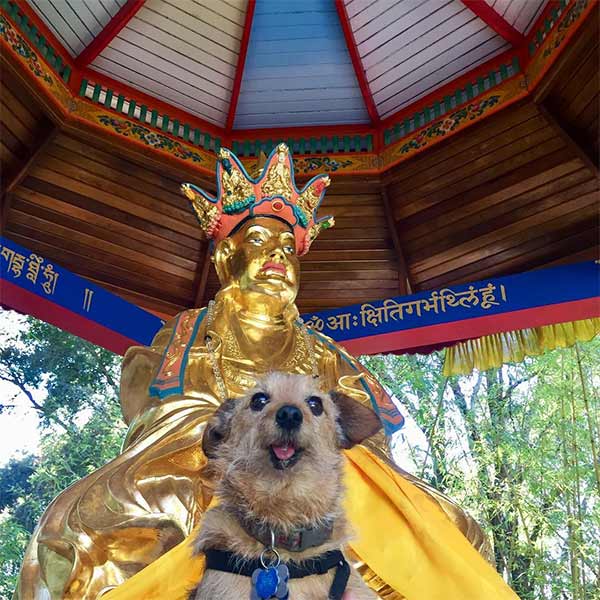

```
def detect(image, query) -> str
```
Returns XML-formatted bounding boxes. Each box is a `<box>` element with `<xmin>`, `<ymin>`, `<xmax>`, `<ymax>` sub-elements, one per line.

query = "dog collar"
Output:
<box><xmin>239</xmin><ymin>518</ymin><xmax>334</xmax><ymax>552</ymax></box>
<box><xmin>204</xmin><ymin>548</ymin><xmax>351</xmax><ymax>600</ymax></box>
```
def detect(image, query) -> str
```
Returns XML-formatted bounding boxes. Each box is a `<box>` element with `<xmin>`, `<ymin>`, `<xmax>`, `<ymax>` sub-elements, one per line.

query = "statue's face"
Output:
<box><xmin>217</xmin><ymin>218</ymin><xmax>300</xmax><ymax>307</ymax></box>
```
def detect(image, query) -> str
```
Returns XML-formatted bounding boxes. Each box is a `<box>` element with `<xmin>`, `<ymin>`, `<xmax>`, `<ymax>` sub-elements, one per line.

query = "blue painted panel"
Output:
<box><xmin>234</xmin><ymin>109</ymin><xmax>369</xmax><ymax>128</ymax></box>
<box><xmin>234</xmin><ymin>0</ymin><xmax>369</xmax><ymax>129</ymax></box>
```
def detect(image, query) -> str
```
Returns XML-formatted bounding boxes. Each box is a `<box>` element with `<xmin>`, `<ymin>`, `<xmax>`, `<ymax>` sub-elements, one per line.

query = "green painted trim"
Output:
<box><xmin>128</xmin><ymin>100</ymin><xmax>137</xmax><ymax>118</ymax></box>
<box><xmin>3</xmin><ymin>0</ymin><xmax>72</xmax><ymax>82</ymax></box>
<box><xmin>104</xmin><ymin>89</ymin><xmax>113</xmax><ymax>108</ymax></box>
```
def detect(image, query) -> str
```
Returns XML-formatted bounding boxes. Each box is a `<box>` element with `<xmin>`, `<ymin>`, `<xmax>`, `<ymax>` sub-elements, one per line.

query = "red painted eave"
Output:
<box><xmin>461</xmin><ymin>0</ymin><xmax>526</xmax><ymax>47</ymax></box>
<box><xmin>226</xmin><ymin>0</ymin><xmax>256</xmax><ymax>133</ymax></box>
<box><xmin>335</xmin><ymin>0</ymin><xmax>381</xmax><ymax>127</ymax></box>
<box><xmin>75</xmin><ymin>0</ymin><xmax>146</xmax><ymax>68</ymax></box>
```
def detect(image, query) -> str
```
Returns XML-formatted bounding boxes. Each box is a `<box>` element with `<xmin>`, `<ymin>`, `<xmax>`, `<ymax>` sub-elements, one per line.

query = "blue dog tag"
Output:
<box><xmin>250</xmin><ymin>565</ymin><xmax>289</xmax><ymax>600</ymax></box>
<box><xmin>255</xmin><ymin>567</ymin><xmax>278</xmax><ymax>598</ymax></box>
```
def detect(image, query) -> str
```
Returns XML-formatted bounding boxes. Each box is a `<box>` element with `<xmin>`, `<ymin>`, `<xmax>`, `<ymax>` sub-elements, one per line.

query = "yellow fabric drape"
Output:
<box><xmin>443</xmin><ymin>318</ymin><xmax>600</xmax><ymax>376</ymax></box>
<box><xmin>104</xmin><ymin>446</ymin><xmax>518</xmax><ymax>600</ymax></box>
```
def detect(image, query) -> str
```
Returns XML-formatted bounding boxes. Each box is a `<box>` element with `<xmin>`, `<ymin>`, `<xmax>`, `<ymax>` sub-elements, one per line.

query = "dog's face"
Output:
<box><xmin>202</xmin><ymin>373</ymin><xmax>381</xmax><ymax>525</ymax></box>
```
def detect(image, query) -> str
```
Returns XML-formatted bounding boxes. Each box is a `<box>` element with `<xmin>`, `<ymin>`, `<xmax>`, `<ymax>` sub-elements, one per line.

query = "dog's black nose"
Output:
<box><xmin>276</xmin><ymin>405</ymin><xmax>303</xmax><ymax>431</ymax></box>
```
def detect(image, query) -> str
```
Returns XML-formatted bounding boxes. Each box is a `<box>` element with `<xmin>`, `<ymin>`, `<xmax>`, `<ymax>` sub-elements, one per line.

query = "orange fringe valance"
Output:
<box><xmin>443</xmin><ymin>318</ymin><xmax>600</xmax><ymax>376</ymax></box>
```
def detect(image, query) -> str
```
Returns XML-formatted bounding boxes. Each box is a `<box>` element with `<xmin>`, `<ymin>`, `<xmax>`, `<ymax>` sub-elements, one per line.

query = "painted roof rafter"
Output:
<box><xmin>74</xmin><ymin>0</ymin><xmax>146</xmax><ymax>68</ymax></box>
<box><xmin>460</xmin><ymin>0</ymin><xmax>527</xmax><ymax>47</ymax></box>
<box><xmin>334</xmin><ymin>0</ymin><xmax>380</xmax><ymax>126</ymax></box>
<box><xmin>226</xmin><ymin>0</ymin><xmax>256</xmax><ymax>133</ymax></box>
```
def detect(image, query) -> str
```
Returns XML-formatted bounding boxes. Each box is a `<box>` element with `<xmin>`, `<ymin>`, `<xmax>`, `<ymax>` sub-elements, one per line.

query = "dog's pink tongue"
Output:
<box><xmin>272</xmin><ymin>444</ymin><xmax>295</xmax><ymax>460</ymax></box>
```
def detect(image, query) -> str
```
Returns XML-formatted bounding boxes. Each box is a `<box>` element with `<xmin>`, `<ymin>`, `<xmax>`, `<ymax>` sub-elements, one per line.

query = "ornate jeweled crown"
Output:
<box><xmin>181</xmin><ymin>143</ymin><xmax>334</xmax><ymax>256</ymax></box>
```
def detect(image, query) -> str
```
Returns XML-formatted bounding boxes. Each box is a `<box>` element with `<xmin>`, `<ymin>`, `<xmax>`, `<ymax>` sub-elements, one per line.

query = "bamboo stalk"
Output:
<box><xmin>569</xmin><ymin>365</ymin><xmax>586</xmax><ymax>598</ymax></box>
<box><xmin>574</xmin><ymin>343</ymin><xmax>600</xmax><ymax>495</ymax></box>
<box><xmin>560</xmin><ymin>357</ymin><xmax>580</xmax><ymax>600</ymax></box>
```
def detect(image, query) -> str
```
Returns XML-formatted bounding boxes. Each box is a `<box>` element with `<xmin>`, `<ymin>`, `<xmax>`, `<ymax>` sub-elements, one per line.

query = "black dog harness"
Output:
<box><xmin>204</xmin><ymin>548</ymin><xmax>351</xmax><ymax>600</ymax></box>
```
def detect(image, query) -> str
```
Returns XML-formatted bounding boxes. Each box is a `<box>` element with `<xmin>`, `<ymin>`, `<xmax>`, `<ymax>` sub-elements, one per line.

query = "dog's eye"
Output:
<box><xmin>306</xmin><ymin>396</ymin><xmax>323</xmax><ymax>416</ymax></box>
<box><xmin>250</xmin><ymin>392</ymin><xmax>270</xmax><ymax>411</ymax></box>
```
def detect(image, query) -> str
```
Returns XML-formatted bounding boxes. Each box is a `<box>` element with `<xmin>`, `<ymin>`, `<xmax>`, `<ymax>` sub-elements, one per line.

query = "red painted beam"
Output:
<box><xmin>461</xmin><ymin>0</ymin><xmax>526</xmax><ymax>47</ymax></box>
<box><xmin>75</xmin><ymin>0</ymin><xmax>146</xmax><ymax>68</ymax></box>
<box><xmin>335</xmin><ymin>0</ymin><xmax>380</xmax><ymax>126</ymax></box>
<box><xmin>226</xmin><ymin>0</ymin><xmax>256</xmax><ymax>132</ymax></box>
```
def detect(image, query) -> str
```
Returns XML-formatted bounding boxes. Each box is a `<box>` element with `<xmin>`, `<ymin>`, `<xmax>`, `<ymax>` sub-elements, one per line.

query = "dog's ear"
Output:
<box><xmin>330</xmin><ymin>391</ymin><xmax>382</xmax><ymax>448</ymax></box>
<box><xmin>202</xmin><ymin>398</ymin><xmax>237</xmax><ymax>459</ymax></box>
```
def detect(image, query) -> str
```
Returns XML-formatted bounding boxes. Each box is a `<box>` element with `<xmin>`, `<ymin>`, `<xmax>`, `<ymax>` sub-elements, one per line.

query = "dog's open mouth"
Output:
<box><xmin>269</xmin><ymin>443</ymin><xmax>303</xmax><ymax>470</ymax></box>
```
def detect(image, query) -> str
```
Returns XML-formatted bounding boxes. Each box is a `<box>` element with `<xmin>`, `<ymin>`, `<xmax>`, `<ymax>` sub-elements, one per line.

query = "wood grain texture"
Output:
<box><xmin>386</xmin><ymin>93</ymin><xmax>599</xmax><ymax>292</ymax></box>
<box><xmin>542</xmin><ymin>11</ymin><xmax>599</xmax><ymax>166</ymax></box>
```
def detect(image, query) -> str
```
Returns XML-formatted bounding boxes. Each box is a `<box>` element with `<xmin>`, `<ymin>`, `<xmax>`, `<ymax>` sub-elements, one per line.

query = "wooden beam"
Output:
<box><xmin>1</xmin><ymin>122</ymin><xmax>57</xmax><ymax>231</ymax></box>
<box><xmin>335</xmin><ymin>0</ymin><xmax>380</xmax><ymax>126</ymax></box>
<box><xmin>225</xmin><ymin>0</ymin><xmax>256</xmax><ymax>132</ymax></box>
<box><xmin>193</xmin><ymin>245</ymin><xmax>213</xmax><ymax>308</ymax></box>
<box><xmin>460</xmin><ymin>1</ymin><xmax>526</xmax><ymax>47</ymax></box>
<box><xmin>533</xmin><ymin>10</ymin><xmax>598</xmax><ymax>103</ymax></box>
<box><xmin>381</xmin><ymin>188</ymin><xmax>412</xmax><ymax>295</ymax></box>
<box><xmin>74</xmin><ymin>0</ymin><xmax>146</xmax><ymax>68</ymax></box>
<box><xmin>538</xmin><ymin>104</ymin><xmax>599</xmax><ymax>178</ymax></box>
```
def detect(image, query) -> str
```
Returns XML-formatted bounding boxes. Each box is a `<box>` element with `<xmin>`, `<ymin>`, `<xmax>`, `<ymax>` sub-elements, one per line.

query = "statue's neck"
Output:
<box><xmin>213</xmin><ymin>294</ymin><xmax>297</xmax><ymax>361</ymax></box>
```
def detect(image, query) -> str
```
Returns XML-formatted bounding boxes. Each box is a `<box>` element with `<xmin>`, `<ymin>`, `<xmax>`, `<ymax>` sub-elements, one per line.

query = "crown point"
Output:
<box><xmin>181</xmin><ymin>183</ymin><xmax>194</xmax><ymax>201</ymax></box>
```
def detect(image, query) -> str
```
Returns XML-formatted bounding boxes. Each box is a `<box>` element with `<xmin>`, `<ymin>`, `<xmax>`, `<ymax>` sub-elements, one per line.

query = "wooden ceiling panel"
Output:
<box><xmin>484</xmin><ymin>0</ymin><xmax>548</xmax><ymax>34</ymax></box>
<box><xmin>543</xmin><ymin>11</ymin><xmax>599</xmax><ymax>164</ymax></box>
<box><xmin>410</xmin><ymin>179</ymin><xmax>598</xmax><ymax>278</ymax></box>
<box><xmin>404</xmin><ymin>160</ymin><xmax>592</xmax><ymax>255</ymax></box>
<box><xmin>386</xmin><ymin>98</ymin><xmax>599</xmax><ymax>292</ymax></box>
<box><xmin>234</xmin><ymin>0</ymin><xmax>368</xmax><ymax>129</ymax></box>
<box><xmin>0</xmin><ymin>64</ymin><xmax>52</xmax><ymax>202</ymax></box>
<box><xmin>420</xmin><ymin>217</ymin><xmax>599</xmax><ymax>290</ymax></box>
<box><xmin>29</xmin><ymin>0</ymin><xmax>127</xmax><ymax>56</ymax></box>
<box><xmin>346</xmin><ymin>0</ymin><xmax>509</xmax><ymax>119</ymax></box>
<box><xmin>4</xmin><ymin>131</ymin><xmax>211</xmax><ymax>314</ymax></box>
<box><xmin>92</xmin><ymin>0</ymin><xmax>248</xmax><ymax>126</ymax></box>
<box><xmin>296</xmin><ymin>176</ymin><xmax>400</xmax><ymax>313</ymax></box>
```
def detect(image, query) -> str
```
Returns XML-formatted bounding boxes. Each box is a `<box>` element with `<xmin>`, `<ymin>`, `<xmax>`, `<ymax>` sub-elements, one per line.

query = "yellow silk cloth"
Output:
<box><xmin>444</xmin><ymin>318</ymin><xmax>600</xmax><ymax>376</ymax></box>
<box><xmin>104</xmin><ymin>446</ymin><xmax>518</xmax><ymax>600</ymax></box>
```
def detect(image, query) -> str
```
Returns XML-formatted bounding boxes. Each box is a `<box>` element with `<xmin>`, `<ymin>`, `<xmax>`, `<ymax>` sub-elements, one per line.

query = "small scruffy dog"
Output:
<box><xmin>188</xmin><ymin>372</ymin><xmax>381</xmax><ymax>600</ymax></box>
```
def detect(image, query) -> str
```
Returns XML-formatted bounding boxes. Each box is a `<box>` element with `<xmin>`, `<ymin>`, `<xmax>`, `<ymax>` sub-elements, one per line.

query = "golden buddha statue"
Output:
<box><xmin>16</xmin><ymin>144</ymin><xmax>517</xmax><ymax>600</ymax></box>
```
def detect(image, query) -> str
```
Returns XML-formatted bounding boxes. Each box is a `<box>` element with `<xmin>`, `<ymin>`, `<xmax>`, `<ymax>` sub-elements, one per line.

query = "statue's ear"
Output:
<box><xmin>213</xmin><ymin>238</ymin><xmax>235</xmax><ymax>284</ymax></box>
<box><xmin>202</xmin><ymin>399</ymin><xmax>237</xmax><ymax>458</ymax></box>
<box><xmin>330</xmin><ymin>391</ymin><xmax>382</xmax><ymax>449</ymax></box>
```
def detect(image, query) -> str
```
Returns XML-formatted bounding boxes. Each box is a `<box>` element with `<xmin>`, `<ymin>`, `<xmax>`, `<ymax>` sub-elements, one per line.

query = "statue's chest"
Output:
<box><xmin>220</xmin><ymin>329</ymin><xmax>314</xmax><ymax>386</ymax></box>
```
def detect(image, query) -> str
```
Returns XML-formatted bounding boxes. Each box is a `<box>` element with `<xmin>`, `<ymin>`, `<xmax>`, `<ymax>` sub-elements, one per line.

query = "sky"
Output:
<box><xmin>0</xmin><ymin>310</ymin><xmax>42</xmax><ymax>464</ymax></box>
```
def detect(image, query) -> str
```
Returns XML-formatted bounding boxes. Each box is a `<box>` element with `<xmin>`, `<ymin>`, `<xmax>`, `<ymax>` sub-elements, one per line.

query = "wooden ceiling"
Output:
<box><xmin>1</xmin><ymin>10</ymin><xmax>598</xmax><ymax>319</ymax></box>
<box><xmin>25</xmin><ymin>0</ymin><xmax>547</xmax><ymax>129</ymax></box>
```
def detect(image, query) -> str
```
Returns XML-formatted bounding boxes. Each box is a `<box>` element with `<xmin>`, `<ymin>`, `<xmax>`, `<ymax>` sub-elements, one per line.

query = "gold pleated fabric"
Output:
<box><xmin>443</xmin><ymin>318</ymin><xmax>600</xmax><ymax>376</ymax></box>
<box><xmin>104</xmin><ymin>446</ymin><xmax>518</xmax><ymax>600</ymax></box>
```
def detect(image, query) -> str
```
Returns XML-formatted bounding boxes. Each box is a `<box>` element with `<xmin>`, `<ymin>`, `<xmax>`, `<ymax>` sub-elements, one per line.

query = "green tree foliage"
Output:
<box><xmin>0</xmin><ymin>313</ymin><xmax>126</xmax><ymax>595</ymax></box>
<box><xmin>362</xmin><ymin>338</ymin><xmax>600</xmax><ymax>600</ymax></box>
